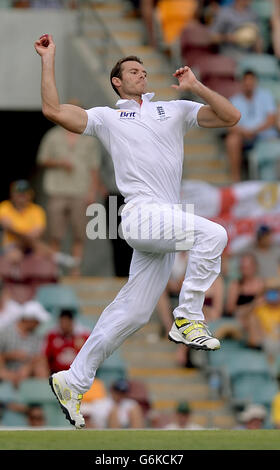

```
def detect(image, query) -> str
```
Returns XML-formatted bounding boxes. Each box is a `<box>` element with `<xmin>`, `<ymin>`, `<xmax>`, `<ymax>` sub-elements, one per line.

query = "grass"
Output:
<box><xmin>0</xmin><ymin>429</ymin><xmax>280</xmax><ymax>450</ymax></box>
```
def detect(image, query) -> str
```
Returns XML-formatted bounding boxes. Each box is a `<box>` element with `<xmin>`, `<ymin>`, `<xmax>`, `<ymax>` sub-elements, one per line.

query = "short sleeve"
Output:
<box><xmin>82</xmin><ymin>107</ymin><xmax>104</xmax><ymax>137</ymax></box>
<box><xmin>263</xmin><ymin>90</ymin><xmax>277</xmax><ymax>114</ymax></box>
<box><xmin>176</xmin><ymin>100</ymin><xmax>204</xmax><ymax>130</ymax></box>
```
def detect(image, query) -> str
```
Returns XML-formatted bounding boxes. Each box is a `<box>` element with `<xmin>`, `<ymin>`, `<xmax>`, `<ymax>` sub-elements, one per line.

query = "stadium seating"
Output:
<box><xmin>193</xmin><ymin>54</ymin><xmax>240</xmax><ymax>98</ymax></box>
<box><xmin>18</xmin><ymin>378</ymin><xmax>71</xmax><ymax>427</ymax></box>
<box><xmin>232</xmin><ymin>373</ymin><xmax>278</xmax><ymax>408</ymax></box>
<box><xmin>180</xmin><ymin>22</ymin><xmax>214</xmax><ymax>68</ymax></box>
<box><xmin>0</xmin><ymin>381</ymin><xmax>27</xmax><ymax>427</ymax></box>
<box><xmin>96</xmin><ymin>350</ymin><xmax>127</xmax><ymax>387</ymax></box>
<box><xmin>35</xmin><ymin>284</ymin><xmax>81</xmax><ymax>317</ymax></box>
<box><xmin>237</xmin><ymin>53</ymin><xmax>280</xmax><ymax>81</ymax></box>
<box><xmin>248</xmin><ymin>139</ymin><xmax>280</xmax><ymax>180</ymax></box>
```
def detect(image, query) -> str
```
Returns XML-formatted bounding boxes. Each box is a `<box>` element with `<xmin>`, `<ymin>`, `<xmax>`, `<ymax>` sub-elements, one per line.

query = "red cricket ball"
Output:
<box><xmin>40</xmin><ymin>34</ymin><xmax>49</xmax><ymax>47</ymax></box>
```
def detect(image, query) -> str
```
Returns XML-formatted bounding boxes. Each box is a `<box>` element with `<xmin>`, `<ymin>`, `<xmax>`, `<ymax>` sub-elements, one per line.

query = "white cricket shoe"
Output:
<box><xmin>49</xmin><ymin>371</ymin><xmax>85</xmax><ymax>429</ymax></box>
<box><xmin>168</xmin><ymin>318</ymin><xmax>220</xmax><ymax>351</ymax></box>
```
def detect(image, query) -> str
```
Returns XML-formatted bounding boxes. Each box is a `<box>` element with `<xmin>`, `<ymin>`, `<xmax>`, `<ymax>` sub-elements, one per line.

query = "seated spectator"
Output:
<box><xmin>271</xmin><ymin>385</ymin><xmax>280</xmax><ymax>429</ymax></box>
<box><xmin>252</xmin><ymin>288</ymin><xmax>280</xmax><ymax>362</ymax></box>
<box><xmin>0</xmin><ymin>301</ymin><xmax>49</xmax><ymax>388</ymax></box>
<box><xmin>236</xmin><ymin>403</ymin><xmax>267</xmax><ymax>429</ymax></box>
<box><xmin>36</xmin><ymin>99</ymin><xmax>102</xmax><ymax>275</ymax></box>
<box><xmin>82</xmin><ymin>378</ymin><xmax>144</xmax><ymax>429</ymax></box>
<box><xmin>163</xmin><ymin>401</ymin><xmax>203</xmax><ymax>430</ymax></box>
<box><xmin>225</xmin><ymin>70</ymin><xmax>278</xmax><ymax>181</ymax></box>
<box><xmin>251</xmin><ymin>225</ymin><xmax>280</xmax><ymax>281</ymax></box>
<box><xmin>0</xmin><ymin>180</ymin><xmax>47</xmax><ymax>262</ymax></box>
<box><xmin>271</xmin><ymin>0</ymin><xmax>280</xmax><ymax>59</ymax></box>
<box><xmin>42</xmin><ymin>309</ymin><xmax>90</xmax><ymax>375</ymax></box>
<box><xmin>26</xmin><ymin>403</ymin><xmax>46</xmax><ymax>427</ymax></box>
<box><xmin>210</xmin><ymin>0</ymin><xmax>262</xmax><ymax>58</ymax></box>
<box><xmin>225</xmin><ymin>252</ymin><xmax>265</xmax><ymax>317</ymax></box>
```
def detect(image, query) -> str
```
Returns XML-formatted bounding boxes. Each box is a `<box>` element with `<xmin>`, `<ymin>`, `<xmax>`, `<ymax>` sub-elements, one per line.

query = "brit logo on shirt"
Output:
<box><xmin>156</xmin><ymin>106</ymin><xmax>171</xmax><ymax>121</ymax></box>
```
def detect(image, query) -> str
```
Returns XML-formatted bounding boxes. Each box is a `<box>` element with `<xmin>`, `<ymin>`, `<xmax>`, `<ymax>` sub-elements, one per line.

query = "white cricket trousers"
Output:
<box><xmin>66</xmin><ymin>201</ymin><xmax>228</xmax><ymax>393</ymax></box>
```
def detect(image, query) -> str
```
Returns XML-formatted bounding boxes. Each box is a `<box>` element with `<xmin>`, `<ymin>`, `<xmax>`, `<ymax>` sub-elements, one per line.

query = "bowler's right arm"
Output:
<box><xmin>34</xmin><ymin>34</ymin><xmax>88</xmax><ymax>134</ymax></box>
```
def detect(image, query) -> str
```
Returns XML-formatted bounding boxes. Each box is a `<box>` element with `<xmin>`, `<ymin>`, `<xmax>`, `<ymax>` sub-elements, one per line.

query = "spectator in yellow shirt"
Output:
<box><xmin>0</xmin><ymin>180</ymin><xmax>46</xmax><ymax>262</ymax></box>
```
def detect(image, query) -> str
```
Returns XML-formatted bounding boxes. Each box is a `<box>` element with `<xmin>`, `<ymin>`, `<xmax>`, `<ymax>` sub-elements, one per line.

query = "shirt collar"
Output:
<box><xmin>116</xmin><ymin>92</ymin><xmax>155</xmax><ymax>109</ymax></box>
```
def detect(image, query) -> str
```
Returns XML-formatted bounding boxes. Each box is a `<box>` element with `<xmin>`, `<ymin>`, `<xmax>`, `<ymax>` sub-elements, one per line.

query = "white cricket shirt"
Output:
<box><xmin>83</xmin><ymin>93</ymin><xmax>203</xmax><ymax>204</ymax></box>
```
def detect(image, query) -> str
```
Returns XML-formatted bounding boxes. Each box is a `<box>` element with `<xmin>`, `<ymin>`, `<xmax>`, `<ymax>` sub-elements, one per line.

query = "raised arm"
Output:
<box><xmin>172</xmin><ymin>66</ymin><xmax>241</xmax><ymax>128</ymax></box>
<box><xmin>34</xmin><ymin>34</ymin><xmax>88</xmax><ymax>134</ymax></box>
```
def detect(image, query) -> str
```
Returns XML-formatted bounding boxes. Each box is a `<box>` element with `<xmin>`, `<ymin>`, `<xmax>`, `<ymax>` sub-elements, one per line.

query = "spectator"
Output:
<box><xmin>42</xmin><ymin>308</ymin><xmax>90</xmax><ymax>375</ymax></box>
<box><xmin>0</xmin><ymin>300</ymin><xmax>49</xmax><ymax>388</ymax></box>
<box><xmin>210</xmin><ymin>0</ymin><xmax>262</xmax><ymax>58</ymax></box>
<box><xmin>271</xmin><ymin>0</ymin><xmax>280</xmax><ymax>59</ymax></box>
<box><xmin>163</xmin><ymin>401</ymin><xmax>203</xmax><ymax>429</ymax></box>
<box><xmin>140</xmin><ymin>0</ymin><xmax>158</xmax><ymax>47</ymax></box>
<box><xmin>252</xmin><ymin>288</ymin><xmax>280</xmax><ymax>362</ymax></box>
<box><xmin>36</xmin><ymin>99</ymin><xmax>102</xmax><ymax>275</ymax></box>
<box><xmin>0</xmin><ymin>180</ymin><xmax>48</xmax><ymax>263</ymax></box>
<box><xmin>236</xmin><ymin>403</ymin><xmax>267</xmax><ymax>429</ymax></box>
<box><xmin>225</xmin><ymin>252</ymin><xmax>265</xmax><ymax>318</ymax></box>
<box><xmin>225</xmin><ymin>70</ymin><xmax>278</xmax><ymax>181</ymax></box>
<box><xmin>251</xmin><ymin>225</ymin><xmax>280</xmax><ymax>280</ymax></box>
<box><xmin>82</xmin><ymin>378</ymin><xmax>144</xmax><ymax>429</ymax></box>
<box><xmin>26</xmin><ymin>403</ymin><xmax>47</xmax><ymax>427</ymax></box>
<box><xmin>271</xmin><ymin>384</ymin><xmax>280</xmax><ymax>429</ymax></box>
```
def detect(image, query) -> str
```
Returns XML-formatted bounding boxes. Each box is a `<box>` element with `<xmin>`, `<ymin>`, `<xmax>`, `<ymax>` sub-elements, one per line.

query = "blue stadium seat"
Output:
<box><xmin>18</xmin><ymin>378</ymin><xmax>71</xmax><ymax>427</ymax></box>
<box><xmin>232</xmin><ymin>373</ymin><xmax>278</xmax><ymax>407</ymax></box>
<box><xmin>35</xmin><ymin>284</ymin><xmax>80</xmax><ymax>317</ymax></box>
<box><xmin>237</xmin><ymin>54</ymin><xmax>280</xmax><ymax>81</ymax></box>
<box><xmin>0</xmin><ymin>381</ymin><xmax>27</xmax><ymax>427</ymax></box>
<box><xmin>248</xmin><ymin>139</ymin><xmax>280</xmax><ymax>180</ymax></box>
<box><xmin>96</xmin><ymin>350</ymin><xmax>127</xmax><ymax>388</ymax></box>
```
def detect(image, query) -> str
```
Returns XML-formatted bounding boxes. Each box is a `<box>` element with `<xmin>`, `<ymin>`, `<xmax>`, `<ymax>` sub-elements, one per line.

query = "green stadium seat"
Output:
<box><xmin>0</xmin><ymin>381</ymin><xmax>26</xmax><ymax>427</ymax></box>
<box><xmin>96</xmin><ymin>350</ymin><xmax>127</xmax><ymax>388</ymax></box>
<box><xmin>232</xmin><ymin>373</ymin><xmax>278</xmax><ymax>407</ymax></box>
<box><xmin>260</xmin><ymin>80</ymin><xmax>280</xmax><ymax>103</ymax></box>
<box><xmin>226</xmin><ymin>348</ymin><xmax>270</xmax><ymax>380</ymax></box>
<box><xmin>251</xmin><ymin>0</ymin><xmax>273</xmax><ymax>21</ymax></box>
<box><xmin>237</xmin><ymin>54</ymin><xmax>280</xmax><ymax>81</ymax></box>
<box><xmin>248</xmin><ymin>139</ymin><xmax>280</xmax><ymax>180</ymax></box>
<box><xmin>0</xmin><ymin>1</ymin><xmax>13</xmax><ymax>6</ymax></box>
<box><xmin>18</xmin><ymin>378</ymin><xmax>71</xmax><ymax>427</ymax></box>
<box><xmin>35</xmin><ymin>284</ymin><xmax>80</xmax><ymax>317</ymax></box>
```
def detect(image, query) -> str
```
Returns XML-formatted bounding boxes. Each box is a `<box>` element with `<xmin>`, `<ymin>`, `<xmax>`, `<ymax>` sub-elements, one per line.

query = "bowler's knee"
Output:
<box><xmin>214</xmin><ymin>223</ymin><xmax>228</xmax><ymax>252</ymax></box>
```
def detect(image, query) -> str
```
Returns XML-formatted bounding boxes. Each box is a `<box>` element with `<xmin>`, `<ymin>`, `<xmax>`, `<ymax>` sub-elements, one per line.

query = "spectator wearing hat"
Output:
<box><xmin>0</xmin><ymin>300</ymin><xmax>50</xmax><ymax>388</ymax></box>
<box><xmin>210</xmin><ymin>0</ymin><xmax>262</xmax><ymax>58</ymax></box>
<box><xmin>0</xmin><ymin>180</ymin><xmax>47</xmax><ymax>263</ymax></box>
<box><xmin>236</xmin><ymin>403</ymin><xmax>267</xmax><ymax>429</ymax></box>
<box><xmin>42</xmin><ymin>309</ymin><xmax>90</xmax><ymax>375</ymax></box>
<box><xmin>81</xmin><ymin>378</ymin><xmax>144</xmax><ymax>429</ymax></box>
<box><xmin>225</xmin><ymin>70</ymin><xmax>278</xmax><ymax>182</ymax></box>
<box><xmin>164</xmin><ymin>401</ymin><xmax>203</xmax><ymax>430</ymax></box>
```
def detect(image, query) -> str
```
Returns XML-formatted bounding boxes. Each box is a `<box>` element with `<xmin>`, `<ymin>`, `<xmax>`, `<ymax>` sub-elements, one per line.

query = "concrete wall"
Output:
<box><xmin>0</xmin><ymin>9</ymin><xmax>78</xmax><ymax>109</ymax></box>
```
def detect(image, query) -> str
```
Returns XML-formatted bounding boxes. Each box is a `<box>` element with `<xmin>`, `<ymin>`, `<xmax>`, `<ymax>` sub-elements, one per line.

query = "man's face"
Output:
<box><xmin>115</xmin><ymin>61</ymin><xmax>148</xmax><ymax>98</ymax></box>
<box><xmin>242</xmin><ymin>73</ymin><xmax>257</xmax><ymax>96</ymax></box>
<box><xmin>10</xmin><ymin>190</ymin><xmax>31</xmax><ymax>208</ymax></box>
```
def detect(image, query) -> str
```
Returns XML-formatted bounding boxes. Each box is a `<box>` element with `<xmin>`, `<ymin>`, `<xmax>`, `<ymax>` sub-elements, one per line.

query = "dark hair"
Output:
<box><xmin>242</xmin><ymin>69</ymin><xmax>257</xmax><ymax>79</ymax></box>
<box><xmin>110</xmin><ymin>56</ymin><xmax>143</xmax><ymax>97</ymax></box>
<box><xmin>59</xmin><ymin>309</ymin><xmax>75</xmax><ymax>319</ymax></box>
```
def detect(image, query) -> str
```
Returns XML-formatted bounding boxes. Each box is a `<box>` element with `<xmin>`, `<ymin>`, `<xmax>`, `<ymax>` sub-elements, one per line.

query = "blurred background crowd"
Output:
<box><xmin>1</xmin><ymin>0</ymin><xmax>280</xmax><ymax>431</ymax></box>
